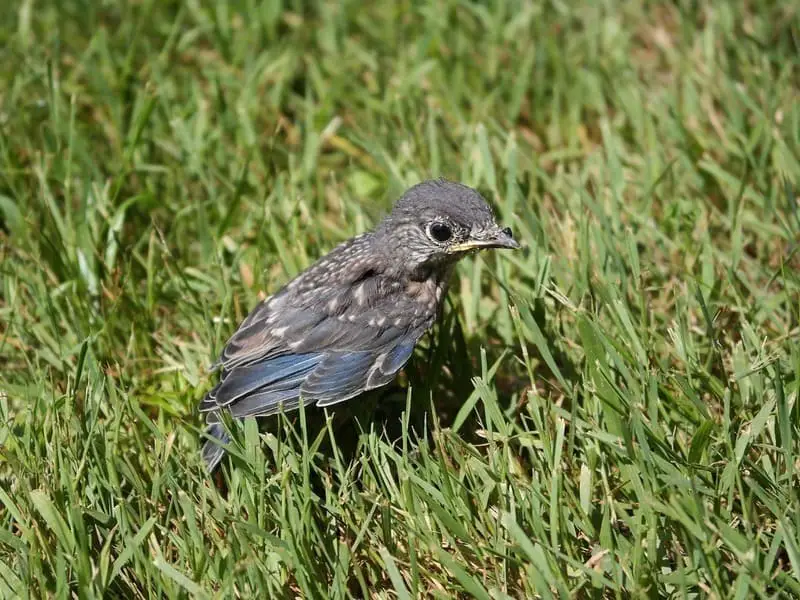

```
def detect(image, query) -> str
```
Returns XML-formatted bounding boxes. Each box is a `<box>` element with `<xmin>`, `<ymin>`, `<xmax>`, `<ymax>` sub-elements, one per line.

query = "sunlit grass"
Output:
<box><xmin>1</xmin><ymin>1</ymin><xmax>798</xmax><ymax>597</ymax></box>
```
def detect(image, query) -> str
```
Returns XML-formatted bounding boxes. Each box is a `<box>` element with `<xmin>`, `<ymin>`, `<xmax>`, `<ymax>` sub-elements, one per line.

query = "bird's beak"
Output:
<box><xmin>448</xmin><ymin>225</ymin><xmax>521</xmax><ymax>253</ymax></box>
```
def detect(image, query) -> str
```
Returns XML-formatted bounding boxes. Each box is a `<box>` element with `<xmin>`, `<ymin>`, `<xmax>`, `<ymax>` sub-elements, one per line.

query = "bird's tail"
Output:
<box><xmin>201</xmin><ymin>416</ymin><xmax>230</xmax><ymax>472</ymax></box>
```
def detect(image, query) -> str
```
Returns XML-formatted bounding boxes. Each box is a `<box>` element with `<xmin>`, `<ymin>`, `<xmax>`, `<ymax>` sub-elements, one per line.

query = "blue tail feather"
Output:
<box><xmin>201</xmin><ymin>421</ymin><xmax>230</xmax><ymax>472</ymax></box>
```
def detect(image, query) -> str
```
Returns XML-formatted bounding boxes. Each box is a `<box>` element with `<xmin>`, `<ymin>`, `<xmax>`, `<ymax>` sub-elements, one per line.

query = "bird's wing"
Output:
<box><xmin>302</xmin><ymin>342</ymin><xmax>417</xmax><ymax>407</ymax></box>
<box><xmin>211</xmin><ymin>234</ymin><xmax>390</xmax><ymax>371</ymax></box>
<box><xmin>202</xmin><ymin>294</ymin><xmax>427</xmax><ymax>416</ymax></box>
<box><xmin>202</xmin><ymin>244</ymin><xmax>435</xmax><ymax>419</ymax></box>
<box><xmin>200</xmin><ymin>332</ymin><xmax>419</xmax><ymax>471</ymax></box>
<box><xmin>205</xmin><ymin>352</ymin><xmax>323</xmax><ymax>409</ymax></box>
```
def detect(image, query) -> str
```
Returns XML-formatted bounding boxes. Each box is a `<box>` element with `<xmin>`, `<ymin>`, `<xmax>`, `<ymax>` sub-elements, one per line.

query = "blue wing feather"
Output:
<box><xmin>382</xmin><ymin>342</ymin><xmax>416</xmax><ymax>375</ymax></box>
<box><xmin>229</xmin><ymin>388</ymin><xmax>303</xmax><ymax>418</ymax></box>
<box><xmin>302</xmin><ymin>352</ymin><xmax>376</xmax><ymax>405</ymax></box>
<box><xmin>303</xmin><ymin>341</ymin><xmax>416</xmax><ymax>407</ymax></box>
<box><xmin>209</xmin><ymin>353</ymin><xmax>322</xmax><ymax>407</ymax></box>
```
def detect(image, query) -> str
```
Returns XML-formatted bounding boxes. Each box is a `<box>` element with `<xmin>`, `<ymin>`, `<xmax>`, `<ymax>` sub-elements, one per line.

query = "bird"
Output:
<box><xmin>199</xmin><ymin>179</ymin><xmax>519</xmax><ymax>470</ymax></box>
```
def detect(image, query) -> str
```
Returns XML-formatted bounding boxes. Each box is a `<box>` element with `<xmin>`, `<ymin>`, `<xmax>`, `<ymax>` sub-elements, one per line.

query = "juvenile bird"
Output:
<box><xmin>200</xmin><ymin>179</ymin><xmax>519</xmax><ymax>470</ymax></box>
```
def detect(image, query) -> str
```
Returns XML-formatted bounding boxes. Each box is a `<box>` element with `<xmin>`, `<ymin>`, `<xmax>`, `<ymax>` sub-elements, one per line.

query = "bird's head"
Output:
<box><xmin>377</xmin><ymin>179</ymin><xmax>519</xmax><ymax>278</ymax></box>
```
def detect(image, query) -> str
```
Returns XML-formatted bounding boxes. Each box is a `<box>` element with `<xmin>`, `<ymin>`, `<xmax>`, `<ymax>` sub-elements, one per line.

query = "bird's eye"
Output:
<box><xmin>427</xmin><ymin>222</ymin><xmax>452</xmax><ymax>243</ymax></box>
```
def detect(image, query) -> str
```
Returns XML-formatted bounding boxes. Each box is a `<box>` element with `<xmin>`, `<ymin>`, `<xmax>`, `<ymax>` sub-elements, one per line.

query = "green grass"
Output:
<box><xmin>1</xmin><ymin>0</ymin><xmax>799</xmax><ymax>597</ymax></box>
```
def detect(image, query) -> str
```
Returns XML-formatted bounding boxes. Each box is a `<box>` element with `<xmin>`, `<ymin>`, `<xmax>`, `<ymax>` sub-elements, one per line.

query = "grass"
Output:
<box><xmin>0</xmin><ymin>0</ymin><xmax>798</xmax><ymax>597</ymax></box>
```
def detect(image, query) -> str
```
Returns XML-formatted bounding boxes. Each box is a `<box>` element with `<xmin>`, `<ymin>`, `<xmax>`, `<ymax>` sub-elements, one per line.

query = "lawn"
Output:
<box><xmin>1</xmin><ymin>0</ymin><xmax>799</xmax><ymax>597</ymax></box>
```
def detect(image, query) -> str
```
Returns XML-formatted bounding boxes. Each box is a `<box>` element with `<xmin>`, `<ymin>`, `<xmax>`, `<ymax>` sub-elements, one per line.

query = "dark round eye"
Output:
<box><xmin>428</xmin><ymin>222</ymin><xmax>452</xmax><ymax>243</ymax></box>
<box><xmin>502</xmin><ymin>227</ymin><xmax>513</xmax><ymax>238</ymax></box>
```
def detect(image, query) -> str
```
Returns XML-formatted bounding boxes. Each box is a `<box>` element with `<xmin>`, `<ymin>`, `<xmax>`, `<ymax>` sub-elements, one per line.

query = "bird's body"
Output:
<box><xmin>200</xmin><ymin>179</ymin><xmax>518</xmax><ymax>470</ymax></box>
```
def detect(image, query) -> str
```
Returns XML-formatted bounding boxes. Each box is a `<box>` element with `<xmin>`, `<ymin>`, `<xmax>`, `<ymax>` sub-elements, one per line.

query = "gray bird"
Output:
<box><xmin>200</xmin><ymin>179</ymin><xmax>519</xmax><ymax>470</ymax></box>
